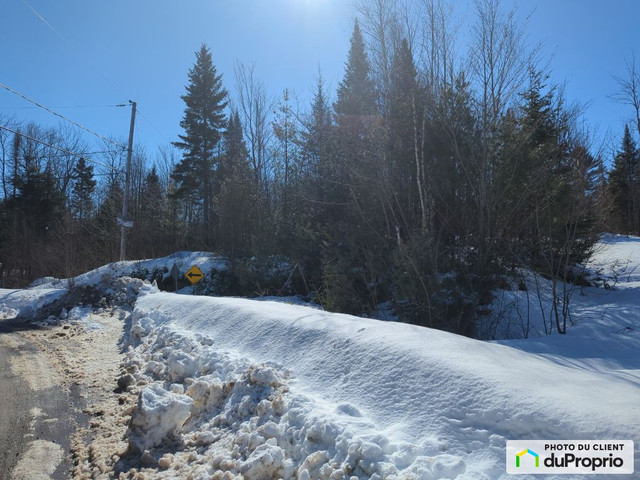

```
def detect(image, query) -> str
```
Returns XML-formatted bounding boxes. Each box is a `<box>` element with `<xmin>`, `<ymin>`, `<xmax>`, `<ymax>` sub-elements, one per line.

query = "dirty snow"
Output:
<box><xmin>0</xmin><ymin>287</ymin><xmax>66</xmax><ymax>320</ymax></box>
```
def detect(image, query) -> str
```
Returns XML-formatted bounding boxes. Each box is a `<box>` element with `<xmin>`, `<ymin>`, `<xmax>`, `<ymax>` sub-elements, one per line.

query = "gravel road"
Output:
<box><xmin>0</xmin><ymin>319</ymin><xmax>78</xmax><ymax>480</ymax></box>
<box><xmin>0</xmin><ymin>307</ymin><xmax>137</xmax><ymax>480</ymax></box>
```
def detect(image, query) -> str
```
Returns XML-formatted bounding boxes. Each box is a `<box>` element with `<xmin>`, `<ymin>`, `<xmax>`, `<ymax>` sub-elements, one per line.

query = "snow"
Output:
<box><xmin>30</xmin><ymin>251</ymin><xmax>226</xmax><ymax>291</ymax></box>
<box><xmin>482</xmin><ymin>234</ymin><xmax>640</xmax><ymax>343</ymax></box>
<box><xmin>4</xmin><ymin>235</ymin><xmax>640</xmax><ymax>478</ymax></box>
<box><xmin>0</xmin><ymin>287</ymin><xmax>66</xmax><ymax>320</ymax></box>
<box><xmin>127</xmin><ymin>288</ymin><xmax>639</xmax><ymax>478</ymax></box>
<box><xmin>128</xmin><ymin>383</ymin><xmax>194</xmax><ymax>453</ymax></box>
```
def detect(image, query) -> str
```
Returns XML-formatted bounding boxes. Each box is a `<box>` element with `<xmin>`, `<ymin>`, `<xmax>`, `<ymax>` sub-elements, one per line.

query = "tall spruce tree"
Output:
<box><xmin>70</xmin><ymin>157</ymin><xmax>96</xmax><ymax>220</ymax></box>
<box><xmin>93</xmin><ymin>180</ymin><xmax>122</xmax><ymax>263</ymax></box>
<box><xmin>608</xmin><ymin>125</ymin><xmax>640</xmax><ymax>234</ymax></box>
<box><xmin>331</xmin><ymin>18</ymin><xmax>378</xmax><ymax>226</ymax></box>
<box><xmin>172</xmin><ymin>44</ymin><xmax>228</xmax><ymax>246</ymax></box>
<box><xmin>3</xmin><ymin>136</ymin><xmax>65</xmax><ymax>283</ymax></box>
<box><xmin>335</xmin><ymin>19</ymin><xmax>377</xmax><ymax>119</ymax></box>
<box><xmin>291</xmin><ymin>75</ymin><xmax>334</xmax><ymax>288</ymax></box>
<box><xmin>65</xmin><ymin>157</ymin><xmax>97</xmax><ymax>275</ymax></box>
<box><xmin>304</xmin><ymin>74</ymin><xmax>332</xmax><ymax>176</ymax></box>
<box><xmin>387</xmin><ymin>39</ymin><xmax>420</xmax><ymax>235</ymax></box>
<box><xmin>505</xmin><ymin>70</ymin><xmax>595</xmax><ymax>334</ymax></box>
<box><xmin>303</xmin><ymin>74</ymin><xmax>334</xmax><ymax>225</ymax></box>
<box><xmin>333</xmin><ymin>18</ymin><xmax>379</xmax><ymax>195</ymax></box>
<box><xmin>132</xmin><ymin>166</ymin><xmax>166</xmax><ymax>258</ymax></box>
<box><xmin>216</xmin><ymin>110</ymin><xmax>256</xmax><ymax>256</ymax></box>
<box><xmin>322</xmin><ymin>19</ymin><xmax>387</xmax><ymax>315</ymax></box>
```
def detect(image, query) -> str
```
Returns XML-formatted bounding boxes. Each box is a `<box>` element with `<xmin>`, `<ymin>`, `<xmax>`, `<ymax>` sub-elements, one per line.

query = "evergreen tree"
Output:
<box><xmin>132</xmin><ymin>166</ymin><xmax>167</xmax><ymax>258</ymax></box>
<box><xmin>333</xmin><ymin>18</ymin><xmax>380</xmax><ymax>194</ymax></box>
<box><xmin>322</xmin><ymin>19</ymin><xmax>388</xmax><ymax>315</ymax></box>
<box><xmin>608</xmin><ymin>125</ymin><xmax>639</xmax><ymax>233</ymax></box>
<box><xmin>499</xmin><ymin>69</ymin><xmax>595</xmax><ymax>334</ymax></box>
<box><xmin>93</xmin><ymin>180</ymin><xmax>123</xmax><ymax>263</ymax></box>
<box><xmin>292</xmin><ymin>75</ymin><xmax>334</xmax><ymax>290</ymax></box>
<box><xmin>432</xmin><ymin>74</ymin><xmax>477</xmax><ymax>252</ymax></box>
<box><xmin>69</xmin><ymin>157</ymin><xmax>96</xmax><ymax>220</ymax></box>
<box><xmin>217</xmin><ymin>109</ymin><xmax>255</xmax><ymax>256</ymax></box>
<box><xmin>387</xmin><ymin>39</ymin><xmax>420</xmax><ymax>235</ymax></box>
<box><xmin>303</xmin><ymin>73</ymin><xmax>334</xmax><ymax>225</ymax></box>
<box><xmin>334</xmin><ymin>19</ymin><xmax>377</xmax><ymax>119</ymax></box>
<box><xmin>1</xmin><ymin>135</ymin><xmax>65</xmax><ymax>283</ymax></box>
<box><xmin>492</xmin><ymin>69</ymin><xmax>564</xmax><ymax>264</ymax></box>
<box><xmin>272</xmin><ymin>89</ymin><xmax>306</xmax><ymax>252</ymax></box>
<box><xmin>64</xmin><ymin>157</ymin><xmax>97</xmax><ymax>275</ymax></box>
<box><xmin>13</xmin><ymin>165</ymin><xmax>63</xmax><ymax>236</ymax></box>
<box><xmin>172</xmin><ymin>44</ymin><xmax>228</xmax><ymax>246</ymax></box>
<box><xmin>303</xmin><ymin>73</ymin><xmax>332</xmax><ymax>172</ymax></box>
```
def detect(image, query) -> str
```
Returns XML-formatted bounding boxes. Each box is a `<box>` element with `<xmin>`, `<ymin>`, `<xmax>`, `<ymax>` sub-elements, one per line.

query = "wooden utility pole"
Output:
<box><xmin>119</xmin><ymin>101</ymin><xmax>136</xmax><ymax>261</ymax></box>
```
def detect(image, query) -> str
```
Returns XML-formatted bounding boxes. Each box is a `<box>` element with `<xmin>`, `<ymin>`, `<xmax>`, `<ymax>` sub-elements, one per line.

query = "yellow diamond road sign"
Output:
<box><xmin>185</xmin><ymin>265</ymin><xmax>204</xmax><ymax>285</ymax></box>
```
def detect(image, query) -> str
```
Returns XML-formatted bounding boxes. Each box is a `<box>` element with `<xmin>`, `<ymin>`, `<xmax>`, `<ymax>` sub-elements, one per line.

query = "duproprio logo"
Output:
<box><xmin>507</xmin><ymin>440</ymin><xmax>634</xmax><ymax>475</ymax></box>
<box><xmin>516</xmin><ymin>449</ymin><xmax>539</xmax><ymax>468</ymax></box>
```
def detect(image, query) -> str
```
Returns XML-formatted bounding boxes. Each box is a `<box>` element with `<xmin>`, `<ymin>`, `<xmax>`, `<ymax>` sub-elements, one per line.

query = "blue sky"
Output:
<box><xmin>1</xmin><ymin>0</ymin><xmax>639</xmax><ymax>169</ymax></box>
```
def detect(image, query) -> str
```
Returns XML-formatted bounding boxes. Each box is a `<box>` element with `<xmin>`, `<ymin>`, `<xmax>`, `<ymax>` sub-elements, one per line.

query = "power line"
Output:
<box><xmin>0</xmin><ymin>81</ymin><xmax>124</xmax><ymax>148</ymax></box>
<box><xmin>0</xmin><ymin>124</ymin><xmax>125</xmax><ymax>173</ymax></box>
<box><xmin>19</xmin><ymin>0</ymin><xmax>130</xmax><ymax>101</ymax></box>
<box><xmin>136</xmin><ymin>107</ymin><xmax>174</xmax><ymax>145</ymax></box>
<box><xmin>20</xmin><ymin>0</ymin><xmax>64</xmax><ymax>41</ymax></box>
<box><xmin>0</xmin><ymin>104</ymin><xmax>127</xmax><ymax>110</ymax></box>
<box><xmin>0</xmin><ymin>123</ymin><xmax>83</xmax><ymax>157</ymax></box>
<box><xmin>18</xmin><ymin>1</ymin><xmax>166</xmax><ymax>163</ymax></box>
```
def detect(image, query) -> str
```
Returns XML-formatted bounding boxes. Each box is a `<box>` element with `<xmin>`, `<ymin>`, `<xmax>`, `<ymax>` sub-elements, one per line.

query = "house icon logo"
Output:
<box><xmin>516</xmin><ymin>449</ymin><xmax>540</xmax><ymax>468</ymax></box>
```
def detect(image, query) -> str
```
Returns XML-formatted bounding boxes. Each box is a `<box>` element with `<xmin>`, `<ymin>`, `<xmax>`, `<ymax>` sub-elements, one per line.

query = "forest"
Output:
<box><xmin>2</xmin><ymin>0</ymin><xmax>640</xmax><ymax>338</ymax></box>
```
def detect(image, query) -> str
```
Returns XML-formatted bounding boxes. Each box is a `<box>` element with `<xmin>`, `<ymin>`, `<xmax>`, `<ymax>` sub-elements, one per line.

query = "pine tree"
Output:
<box><xmin>224</xmin><ymin>111</ymin><xmax>249</xmax><ymax>176</ymax></box>
<box><xmin>322</xmin><ymin>19</ymin><xmax>387</xmax><ymax>315</ymax></box>
<box><xmin>304</xmin><ymin>74</ymin><xmax>332</xmax><ymax>175</ymax></box>
<box><xmin>172</xmin><ymin>44</ymin><xmax>228</xmax><ymax>246</ymax></box>
<box><xmin>608</xmin><ymin>125</ymin><xmax>639</xmax><ymax>233</ymax></box>
<box><xmin>505</xmin><ymin>69</ymin><xmax>595</xmax><ymax>334</ymax></box>
<box><xmin>290</xmin><ymin>75</ymin><xmax>334</xmax><ymax>289</ymax></box>
<box><xmin>93</xmin><ymin>180</ymin><xmax>123</xmax><ymax>263</ymax></box>
<box><xmin>2</xmin><ymin>135</ymin><xmax>65</xmax><ymax>283</ymax></box>
<box><xmin>387</xmin><ymin>39</ymin><xmax>420</xmax><ymax>234</ymax></box>
<box><xmin>333</xmin><ymin>18</ymin><xmax>380</xmax><ymax>213</ymax></box>
<box><xmin>69</xmin><ymin>157</ymin><xmax>96</xmax><ymax>220</ymax></box>
<box><xmin>334</xmin><ymin>19</ymin><xmax>377</xmax><ymax>119</ymax></box>
<box><xmin>431</xmin><ymin>74</ymin><xmax>477</xmax><ymax>252</ymax></box>
<box><xmin>492</xmin><ymin>69</ymin><xmax>564</xmax><ymax>257</ymax></box>
<box><xmin>302</xmin><ymin>74</ymin><xmax>334</xmax><ymax>221</ymax></box>
<box><xmin>131</xmin><ymin>166</ymin><xmax>167</xmax><ymax>258</ymax></box>
<box><xmin>217</xmin><ymin>109</ymin><xmax>255</xmax><ymax>256</ymax></box>
<box><xmin>333</xmin><ymin>18</ymin><xmax>380</xmax><ymax>195</ymax></box>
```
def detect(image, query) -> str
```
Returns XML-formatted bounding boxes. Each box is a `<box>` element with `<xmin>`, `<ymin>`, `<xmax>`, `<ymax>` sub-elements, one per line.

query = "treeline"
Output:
<box><xmin>0</xmin><ymin>121</ymin><xmax>175</xmax><ymax>281</ymax></box>
<box><xmin>1</xmin><ymin>0</ymin><xmax>638</xmax><ymax>337</ymax></box>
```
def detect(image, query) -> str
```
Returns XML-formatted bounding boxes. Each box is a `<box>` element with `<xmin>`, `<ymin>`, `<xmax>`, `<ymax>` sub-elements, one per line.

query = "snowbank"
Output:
<box><xmin>126</xmin><ymin>289</ymin><xmax>640</xmax><ymax>478</ymax></box>
<box><xmin>30</xmin><ymin>251</ymin><xmax>226</xmax><ymax>291</ymax></box>
<box><xmin>0</xmin><ymin>287</ymin><xmax>66</xmax><ymax>320</ymax></box>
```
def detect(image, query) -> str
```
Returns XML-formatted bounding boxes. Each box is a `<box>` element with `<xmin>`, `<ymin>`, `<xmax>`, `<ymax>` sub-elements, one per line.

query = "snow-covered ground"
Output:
<box><xmin>21</xmin><ymin>251</ymin><xmax>225</xmax><ymax>291</ymax></box>
<box><xmin>1</xmin><ymin>235</ymin><xmax>639</xmax><ymax>479</ymax></box>
<box><xmin>0</xmin><ymin>287</ymin><xmax>66</xmax><ymax>320</ymax></box>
